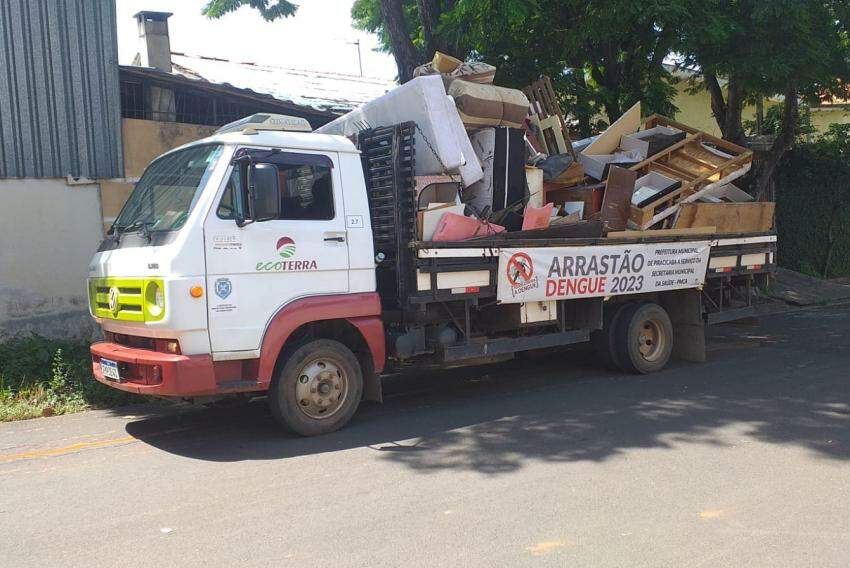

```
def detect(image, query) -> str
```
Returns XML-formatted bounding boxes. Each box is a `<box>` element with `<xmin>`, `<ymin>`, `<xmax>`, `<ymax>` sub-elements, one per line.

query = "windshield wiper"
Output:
<box><xmin>112</xmin><ymin>220</ymin><xmax>156</xmax><ymax>243</ymax></box>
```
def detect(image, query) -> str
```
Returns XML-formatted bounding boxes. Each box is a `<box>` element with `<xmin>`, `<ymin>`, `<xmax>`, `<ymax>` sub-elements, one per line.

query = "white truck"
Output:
<box><xmin>88</xmin><ymin>115</ymin><xmax>776</xmax><ymax>435</ymax></box>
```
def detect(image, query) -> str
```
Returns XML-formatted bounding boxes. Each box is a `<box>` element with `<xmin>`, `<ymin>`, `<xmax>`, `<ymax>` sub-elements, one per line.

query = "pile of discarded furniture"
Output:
<box><xmin>317</xmin><ymin>52</ymin><xmax>774</xmax><ymax>241</ymax></box>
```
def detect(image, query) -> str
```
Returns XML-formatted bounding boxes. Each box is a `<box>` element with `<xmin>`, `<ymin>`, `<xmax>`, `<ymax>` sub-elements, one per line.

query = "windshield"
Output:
<box><xmin>112</xmin><ymin>144</ymin><xmax>224</xmax><ymax>234</ymax></box>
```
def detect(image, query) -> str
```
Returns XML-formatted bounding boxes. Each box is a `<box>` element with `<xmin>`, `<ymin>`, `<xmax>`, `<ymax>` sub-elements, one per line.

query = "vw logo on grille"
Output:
<box><xmin>108</xmin><ymin>287</ymin><xmax>120</xmax><ymax>314</ymax></box>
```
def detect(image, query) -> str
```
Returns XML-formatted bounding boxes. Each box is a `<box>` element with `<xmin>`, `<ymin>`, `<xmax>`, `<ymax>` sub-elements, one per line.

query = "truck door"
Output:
<box><xmin>203</xmin><ymin>150</ymin><xmax>349</xmax><ymax>355</ymax></box>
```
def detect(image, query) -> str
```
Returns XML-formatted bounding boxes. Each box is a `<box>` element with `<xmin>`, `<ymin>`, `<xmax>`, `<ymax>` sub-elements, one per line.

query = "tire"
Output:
<box><xmin>591</xmin><ymin>302</ymin><xmax>630</xmax><ymax>371</ymax></box>
<box><xmin>269</xmin><ymin>339</ymin><xmax>363</xmax><ymax>436</ymax></box>
<box><xmin>613</xmin><ymin>302</ymin><xmax>673</xmax><ymax>374</ymax></box>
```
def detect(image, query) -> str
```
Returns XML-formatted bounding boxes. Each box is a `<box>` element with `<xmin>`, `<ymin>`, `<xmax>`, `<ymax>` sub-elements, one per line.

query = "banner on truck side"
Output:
<box><xmin>497</xmin><ymin>241</ymin><xmax>711</xmax><ymax>303</ymax></box>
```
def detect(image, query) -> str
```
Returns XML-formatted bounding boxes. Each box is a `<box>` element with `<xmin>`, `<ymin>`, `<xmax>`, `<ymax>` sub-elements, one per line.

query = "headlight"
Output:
<box><xmin>144</xmin><ymin>280</ymin><xmax>166</xmax><ymax>321</ymax></box>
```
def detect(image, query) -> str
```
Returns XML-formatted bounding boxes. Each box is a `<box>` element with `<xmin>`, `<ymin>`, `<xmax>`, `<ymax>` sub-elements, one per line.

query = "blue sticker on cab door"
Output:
<box><xmin>214</xmin><ymin>278</ymin><xmax>232</xmax><ymax>300</ymax></box>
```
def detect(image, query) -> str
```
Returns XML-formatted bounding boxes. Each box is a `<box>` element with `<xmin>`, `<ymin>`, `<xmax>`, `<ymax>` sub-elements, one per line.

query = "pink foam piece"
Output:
<box><xmin>431</xmin><ymin>213</ymin><xmax>505</xmax><ymax>241</ymax></box>
<box><xmin>521</xmin><ymin>203</ymin><xmax>554</xmax><ymax>231</ymax></box>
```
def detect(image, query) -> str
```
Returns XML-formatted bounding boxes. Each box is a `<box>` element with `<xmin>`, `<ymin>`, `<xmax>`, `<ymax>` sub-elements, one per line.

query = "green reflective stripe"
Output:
<box><xmin>88</xmin><ymin>277</ymin><xmax>165</xmax><ymax>322</ymax></box>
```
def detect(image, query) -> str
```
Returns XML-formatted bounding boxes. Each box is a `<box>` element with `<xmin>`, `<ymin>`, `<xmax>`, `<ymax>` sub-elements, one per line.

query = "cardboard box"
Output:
<box><xmin>418</xmin><ymin>203</ymin><xmax>465</xmax><ymax>240</ymax></box>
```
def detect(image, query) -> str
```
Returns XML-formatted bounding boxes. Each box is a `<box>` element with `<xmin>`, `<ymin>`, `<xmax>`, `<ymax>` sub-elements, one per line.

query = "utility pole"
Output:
<box><xmin>348</xmin><ymin>39</ymin><xmax>363</xmax><ymax>76</ymax></box>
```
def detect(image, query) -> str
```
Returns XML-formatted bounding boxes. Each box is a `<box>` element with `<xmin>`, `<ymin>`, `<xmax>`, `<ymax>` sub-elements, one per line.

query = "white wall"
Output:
<box><xmin>0</xmin><ymin>178</ymin><xmax>104</xmax><ymax>339</ymax></box>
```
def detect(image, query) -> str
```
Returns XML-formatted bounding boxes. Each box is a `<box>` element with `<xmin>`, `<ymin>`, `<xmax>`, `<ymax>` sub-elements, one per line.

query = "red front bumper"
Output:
<box><xmin>91</xmin><ymin>342</ymin><xmax>217</xmax><ymax>397</ymax></box>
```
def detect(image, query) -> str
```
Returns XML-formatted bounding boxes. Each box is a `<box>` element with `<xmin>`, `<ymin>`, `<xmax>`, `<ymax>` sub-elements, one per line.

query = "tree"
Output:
<box><xmin>679</xmin><ymin>1</ymin><xmax>850</xmax><ymax>198</ymax></box>
<box><xmin>351</xmin><ymin>0</ymin><xmax>473</xmax><ymax>83</ymax></box>
<box><xmin>775</xmin><ymin>124</ymin><xmax>850</xmax><ymax>277</ymax></box>
<box><xmin>202</xmin><ymin>0</ymin><xmax>298</xmax><ymax>21</ymax></box>
<box><xmin>353</xmin><ymin>0</ymin><xmax>684</xmax><ymax>131</ymax></box>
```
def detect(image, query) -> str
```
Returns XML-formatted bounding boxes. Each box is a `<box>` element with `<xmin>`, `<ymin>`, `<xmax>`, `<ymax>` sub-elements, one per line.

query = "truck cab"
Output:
<box><xmin>89</xmin><ymin>115</ymin><xmax>386</xmax><ymax>435</ymax></box>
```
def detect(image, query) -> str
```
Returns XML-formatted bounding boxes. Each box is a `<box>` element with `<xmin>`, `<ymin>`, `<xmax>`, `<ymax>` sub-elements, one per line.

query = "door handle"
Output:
<box><xmin>324</xmin><ymin>236</ymin><xmax>346</xmax><ymax>242</ymax></box>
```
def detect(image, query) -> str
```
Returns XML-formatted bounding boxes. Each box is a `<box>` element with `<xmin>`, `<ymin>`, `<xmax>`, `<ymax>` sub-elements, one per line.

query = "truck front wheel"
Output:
<box><xmin>269</xmin><ymin>339</ymin><xmax>363</xmax><ymax>436</ymax></box>
<box><xmin>613</xmin><ymin>302</ymin><xmax>673</xmax><ymax>374</ymax></box>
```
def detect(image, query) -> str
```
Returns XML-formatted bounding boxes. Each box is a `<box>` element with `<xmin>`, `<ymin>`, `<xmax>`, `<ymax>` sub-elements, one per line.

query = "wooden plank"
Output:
<box><xmin>601</xmin><ymin>166</ymin><xmax>637</xmax><ymax>232</ymax></box>
<box><xmin>608</xmin><ymin>226</ymin><xmax>717</xmax><ymax>238</ymax></box>
<box><xmin>671</xmin><ymin>149</ymin><xmax>726</xmax><ymax>171</ymax></box>
<box><xmin>629</xmin><ymin>204</ymin><xmax>655</xmax><ymax>227</ymax></box>
<box><xmin>583</xmin><ymin>101</ymin><xmax>641</xmax><ymax>156</ymax></box>
<box><xmin>541</xmin><ymin>76</ymin><xmax>577</xmax><ymax>159</ymax></box>
<box><xmin>651</xmin><ymin>160</ymin><xmax>701</xmax><ymax>181</ymax></box>
<box><xmin>674</xmin><ymin>203</ymin><xmax>775</xmax><ymax>233</ymax></box>
<box><xmin>538</xmin><ymin>115</ymin><xmax>568</xmax><ymax>154</ymax></box>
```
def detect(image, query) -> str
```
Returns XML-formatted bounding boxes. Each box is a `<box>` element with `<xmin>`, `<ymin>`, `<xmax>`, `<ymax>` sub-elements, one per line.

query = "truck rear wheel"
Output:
<box><xmin>613</xmin><ymin>302</ymin><xmax>673</xmax><ymax>374</ymax></box>
<box><xmin>269</xmin><ymin>339</ymin><xmax>363</xmax><ymax>436</ymax></box>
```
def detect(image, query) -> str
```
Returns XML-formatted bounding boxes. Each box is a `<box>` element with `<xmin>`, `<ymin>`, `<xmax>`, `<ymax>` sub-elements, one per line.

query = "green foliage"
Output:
<box><xmin>679</xmin><ymin>0</ymin><xmax>849</xmax><ymax>146</ymax></box>
<box><xmin>0</xmin><ymin>335</ymin><xmax>138</xmax><ymax>421</ymax></box>
<box><xmin>202</xmin><ymin>0</ymin><xmax>297</xmax><ymax>21</ymax></box>
<box><xmin>681</xmin><ymin>1</ymin><xmax>849</xmax><ymax>97</ymax></box>
<box><xmin>352</xmin><ymin>0</ymin><xmax>683</xmax><ymax>133</ymax></box>
<box><xmin>743</xmin><ymin>104</ymin><xmax>817</xmax><ymax>138</ymax></box>
<box><xmin>775</xmin><ymin>123</ymin><xmax>850</xmax><ymax>278</ymax></box>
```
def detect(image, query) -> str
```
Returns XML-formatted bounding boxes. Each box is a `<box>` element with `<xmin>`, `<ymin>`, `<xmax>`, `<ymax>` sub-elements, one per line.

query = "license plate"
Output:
<box><xmin>100</xmin><ymin>358</ymin><xmax>120</xmax><ymax>381</ymax></box>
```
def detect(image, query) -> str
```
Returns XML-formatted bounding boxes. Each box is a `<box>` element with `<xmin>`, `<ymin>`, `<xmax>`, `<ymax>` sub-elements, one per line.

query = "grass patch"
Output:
<box><xmin>0</xmin><ymin>334</ymin><xmax>140</xmax><ymax>421</ymax></box>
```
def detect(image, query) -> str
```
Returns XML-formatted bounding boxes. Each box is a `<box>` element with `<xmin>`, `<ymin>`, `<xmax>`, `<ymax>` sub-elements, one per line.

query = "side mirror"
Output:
<box><xmin>244</xmin><ymin>163</ymin><xmax>280</xmax><ymax>224</ymax></box>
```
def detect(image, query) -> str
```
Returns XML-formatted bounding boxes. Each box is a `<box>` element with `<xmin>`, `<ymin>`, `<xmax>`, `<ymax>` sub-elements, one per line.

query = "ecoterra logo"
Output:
<box><xmin>256</xmin><ymin>236</ymin><xmax>318</xmax><ymax>272</ymax></box>
<box><xmin>277</xmin><ymin>237</ymin><xmax>296</xmax><ymax>258</ymax></box>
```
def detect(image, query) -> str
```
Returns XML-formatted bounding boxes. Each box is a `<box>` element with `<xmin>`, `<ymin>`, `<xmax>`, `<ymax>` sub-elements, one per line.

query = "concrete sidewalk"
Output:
<box><xmin>769</xmin><ymin>267</ymin><xmax>850</xmax><ymax>306</ymax></box>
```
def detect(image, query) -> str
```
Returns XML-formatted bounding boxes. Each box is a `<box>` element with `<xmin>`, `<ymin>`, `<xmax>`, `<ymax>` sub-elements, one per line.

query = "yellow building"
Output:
<box><xmin>670</xmin><ymin>70</ymin><xmax>850</xmax><ymax>137</ymax></box>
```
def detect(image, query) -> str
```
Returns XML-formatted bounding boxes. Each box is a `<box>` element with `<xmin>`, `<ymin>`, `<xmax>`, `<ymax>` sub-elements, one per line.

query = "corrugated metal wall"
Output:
<box><xmin>0</xmin><ymin>0</ymin><xmax>123</xmax><ymax>179</ymax></box>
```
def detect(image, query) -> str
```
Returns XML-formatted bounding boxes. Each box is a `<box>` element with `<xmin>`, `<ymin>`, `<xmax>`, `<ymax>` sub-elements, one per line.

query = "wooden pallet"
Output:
<box><xmin>523</xmin><ymin>76</ymin><xmax>578</xmax><ymax>160</ymax></box>
<box><xmin>628</xmin><ymin>115</ymin><xmax>753</xmax><ymax>229</ymax></box>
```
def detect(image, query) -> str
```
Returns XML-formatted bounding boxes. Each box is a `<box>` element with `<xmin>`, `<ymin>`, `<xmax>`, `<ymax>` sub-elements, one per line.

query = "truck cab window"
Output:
<box><xmin>217</xmin><ymin>167</ymin><xmax>243</xmax><ymax>219</ymax></box>
<box><xmin>278</xmin><ymin>163</ymin><xmax>334</xmax><ymax>220</ymax></box>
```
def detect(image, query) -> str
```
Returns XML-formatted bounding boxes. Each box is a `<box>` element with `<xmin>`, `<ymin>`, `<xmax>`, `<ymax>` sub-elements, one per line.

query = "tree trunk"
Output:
<box><xmin>574</xmin><ymin>72</ymin><xmax>593</xmax><ymax>138</ymax></box>
<box><xmin>589</xmin><ymin>43</ymin><xmax>622</xmax><ymax>124</ymax></box>
<box><xmin>705</xmin><ymin>72</ymin><xmax>745</xmax><ymax>145</ymax></box>
<box><xmin>379</xmin><ymin>0</ymin><xmax>423</xmax><ymax>83</ymax></box>
<box><xmin>705</xmin><ymin>72</ymin><xmax>727</xmax><ymax>129</ymax></box>
<box><xmin>754</xmin><ymin>81</ymin><xmax>799</xmax><ymax>201</ymax></box>
<box><xmin>723</xmin><ymin>77</ymin><xmax>746</xmax><ymax>145</ymax></box>
<box><xmin>417</xmin><ymin>0</ymin><xmax>438</xmax><ymax>58</ymax></box>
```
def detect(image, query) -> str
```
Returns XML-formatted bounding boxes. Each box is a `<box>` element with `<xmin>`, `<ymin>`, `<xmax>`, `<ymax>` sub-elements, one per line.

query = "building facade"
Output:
<box><xmin>0</xmin><ymin>0</ymin><xmax>123</xmax><ymax>339</ymax></box>
<box><xmin>0</xmin><ymin>5</ymin><xmax>382</xmax><ymax>339</ymax></box>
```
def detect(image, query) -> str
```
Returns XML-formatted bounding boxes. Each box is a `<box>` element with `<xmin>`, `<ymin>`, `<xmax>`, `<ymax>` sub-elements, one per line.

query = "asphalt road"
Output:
<box><xmin>2</xmin><ymin>304</ymin><xmax>850</xmax><ymax>567</ymax></box>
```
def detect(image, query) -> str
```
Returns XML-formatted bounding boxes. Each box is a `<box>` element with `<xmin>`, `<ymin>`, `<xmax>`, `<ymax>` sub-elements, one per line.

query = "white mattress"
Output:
<box><xmin>316</xmin><ymin>76</ymin><xmax>483</xmax><ymax>187</ymax></box>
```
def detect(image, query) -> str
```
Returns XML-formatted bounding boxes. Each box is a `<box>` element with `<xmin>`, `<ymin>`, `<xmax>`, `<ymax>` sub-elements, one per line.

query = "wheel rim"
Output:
<box><xmin>636</xmin><ymin>317</ymin><xmax>666</xmax><ymax>363</ymax></box>
<box><xmin>294</xmin><ymin>357</ymin><xmax>349</xmax><ymax>420</ymax></box>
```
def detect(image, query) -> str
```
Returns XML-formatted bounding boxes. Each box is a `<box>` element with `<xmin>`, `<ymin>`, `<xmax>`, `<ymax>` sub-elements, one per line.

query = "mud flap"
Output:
<box><xmin>363</xmin><ymin>373</ymin><xmax>382</xmax><ymax>403</ymax></box>
<box><xmin>659</xmin><ymin>288</ymin><xmax>706</xmax><ymax>363</ymax></box>
<box><xmin>360</xmin><ymin>355</ymin><xmax>383</xmax><ymax>403</ymax></box>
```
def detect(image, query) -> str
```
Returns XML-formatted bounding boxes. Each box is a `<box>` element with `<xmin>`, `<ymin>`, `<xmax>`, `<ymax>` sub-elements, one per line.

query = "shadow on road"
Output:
<box><xmin>124</xmin><ymin>306</ymin><xmax>850</xmax><ymax>474</ymax></box>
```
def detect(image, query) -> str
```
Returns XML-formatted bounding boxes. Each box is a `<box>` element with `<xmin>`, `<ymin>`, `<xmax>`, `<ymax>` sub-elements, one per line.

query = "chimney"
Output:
<box><xmin>134</xmin><ymin>11</ymin><xmax>173</xmax><ymax>73</ymax></box>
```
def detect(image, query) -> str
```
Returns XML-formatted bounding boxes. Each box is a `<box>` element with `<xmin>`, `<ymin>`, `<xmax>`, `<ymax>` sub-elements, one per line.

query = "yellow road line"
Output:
<box><xmin>0</xmin><ymin>435</ymin><xmax>138</xmax><ymax>463</ymax></box>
